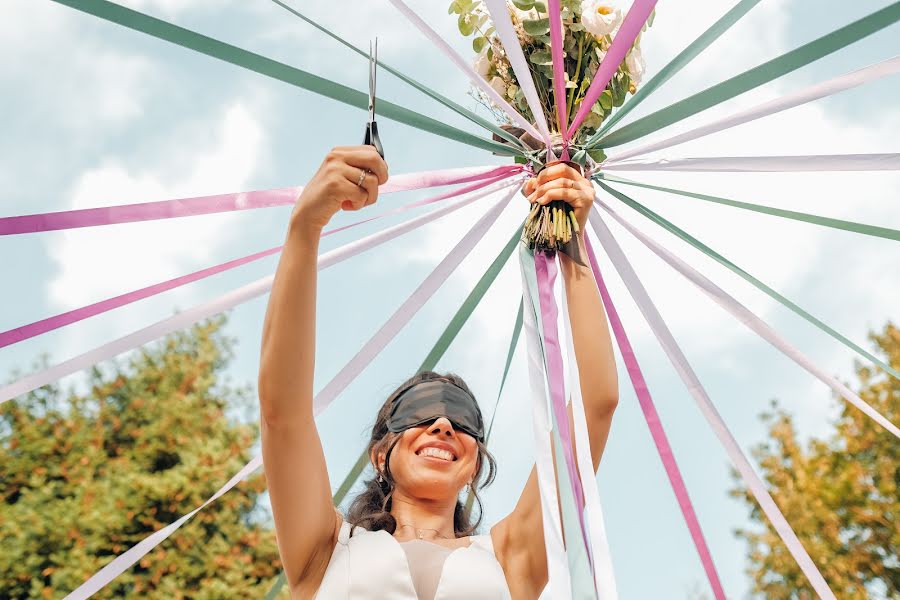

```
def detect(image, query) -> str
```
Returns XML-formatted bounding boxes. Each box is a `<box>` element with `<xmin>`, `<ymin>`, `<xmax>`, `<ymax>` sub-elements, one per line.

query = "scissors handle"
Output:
<box><xmin>364</xmin><ymin>121</ymin><xmax>384</xmax><ymax>159</ymax></box>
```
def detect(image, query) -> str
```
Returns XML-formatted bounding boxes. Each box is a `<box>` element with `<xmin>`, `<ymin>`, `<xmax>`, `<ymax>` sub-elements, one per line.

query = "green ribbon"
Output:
<box><xmin>596</xmin><ymin>180</ymin><xmax>900</xmax><ymax>381</ymax></box>
<box><xmin>267</xmin><ymin>0</ymin><xmax>528</xmax><ymax>154</ymax></box>
<box><xmin>597</xmin><ymin>2</ymin><xmax>900</xmax><ymax>148</ymax></box>
<box><xmin>588</xmin><ymin>0</ymin><xmax>764</xmax><ymax>145</ymax></box>
<box><xmin>264</xmin><ymin>227</ymin><xmax>522</xmax><ymax>598</ymax></box>
<box><xmin>50</xmin><ymin>0</ymin><xmax>518</xmax><ymax>156</ymax></box>
<box><xmin>463</xmin><ymin>299</ymin><xmax>524</xmax><ymax>517</ymax></box>
<box><xmin>597</xmin><ymin>173</ymin><xmax>900</xmax><ymax>242</ymax></box>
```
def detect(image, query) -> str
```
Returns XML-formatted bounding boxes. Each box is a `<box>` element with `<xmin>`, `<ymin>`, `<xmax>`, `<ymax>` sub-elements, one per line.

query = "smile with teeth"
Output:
<box><xmin>417</xmin><ymin>447</ymin><xmax>457</xmax><ymax>461</ymax></box>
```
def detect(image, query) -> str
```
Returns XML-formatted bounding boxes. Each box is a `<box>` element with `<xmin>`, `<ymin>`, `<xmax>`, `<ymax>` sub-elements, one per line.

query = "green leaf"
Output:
<box><xmin>533</xmin><ymin>1</ymin><xmax>547</xmax><ymax>11</ymax></box>
<box><xmin>599</xmin><ymin>89</ymin><xmax>613</xmax><ymax>110</ymax></box>
<box><xmin>587</xmin><ymin>148</ymin><xmax>607</xmax><ymax>163</ymax></box>
<box><xmin>523</xmin><ymin>17</ymin><xmax>550</xmax><ymax>36</ymax></box>
<box><xmin>529</xmin><ymin>49</ymin><xmax>553</xmax><ymax>65</ymax></box>
<box><xmin>473</xmin><ymin>36</ymin><xmax>488</xmax><ymax>53</ymax></box>
<box><xmin>458</xmin><ymin>13</ymin><xmax>475</xmax><ymax>36</ymax></box>
<box><xmin>485</xmin><ymin>26</ymin><xmax>496</xmax><ymax>36</ymax></box>
<box><xmin>511</xmin><ymin>0</ymin><xmax>535</xmax><ymax>9</ymax></box>
<box><xmin>448</xmin><ymin>1</ymin><xmax>462</xmax><ymax>15</ymax></box>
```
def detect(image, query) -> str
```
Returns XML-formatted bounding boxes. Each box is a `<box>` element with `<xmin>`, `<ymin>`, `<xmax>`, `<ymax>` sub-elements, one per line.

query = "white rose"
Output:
<box><xmin>489</xmin><ymin>76</ymin><xmax>508</xmax><ymax>98</ymax></box>
<box><xmin>580</xmin><ymin>0</ymin><xmax>623</xmax><ymax>38</ymax></box>
<box><xmin>625</xmin><ymin>45</ymin><xmax>645</xmax><ymax>86</ymax></box>
<box><xmin>473</xmin><ymin>47</ymin><xmax>492</xmax><ymax>80</ymax></box>
<box><xmin>510</xmin><ymin>6</ymin><xmax>538</xmax><ymax>22</ymax></box>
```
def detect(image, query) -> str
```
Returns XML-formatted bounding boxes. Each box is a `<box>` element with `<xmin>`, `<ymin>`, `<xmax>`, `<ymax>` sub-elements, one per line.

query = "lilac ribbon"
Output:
<box><xmin>0</xmin><ymin>177</ymin><xmax>523</xmax><ymax>405</ymax></box>
<box><xmin>533</xmin><ymin>252</ymin><xmax>596</xmax><ymax>570</ymax></box>
<box><xmin>0</xmin><ymin>172</ymin><xmax>515</xmax><ymax>350</ymax></box>
<box><xmin>567</xmin><ymin>0</ymin><xmax>657</xmax><ymax>138</ymax></box>
<box><xmin>548</xmin><ymin>0</ymin><xmax>569</xmax><ymax>151</ymax></box>
<box><xmin>582</xmin><ymin>235</ymin><xmax>726</xmax><ymax>600</ymax></box>
<box><xmin>602</xmin><ymin>153</ymin><xmax>900</xmax><ymax>172</ymax></box>
<box><xmin>0</xmin><ymin>165</ymin><xmax>522</xmax><ymax>235</ymax></box>
<box><xmin>61</xmin><ymin>184</ymin><xmax>521</xmax><ymax>600</ymax></box>
<box><xmin>588</xmin><ymin>206</ymin><xmax>836</xmax><ymax>599</ymax></box>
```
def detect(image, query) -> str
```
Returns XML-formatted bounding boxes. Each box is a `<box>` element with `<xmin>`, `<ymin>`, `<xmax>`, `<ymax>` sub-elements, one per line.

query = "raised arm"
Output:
<box><xmin>258</xmin><ymin>147</ymin><xmax>387</xmax><ymax>597</ymax></box>
<box><xmin>492</xmin><ymin>164</ymin><xmax>617</xmax><ymax>598</ymax></box>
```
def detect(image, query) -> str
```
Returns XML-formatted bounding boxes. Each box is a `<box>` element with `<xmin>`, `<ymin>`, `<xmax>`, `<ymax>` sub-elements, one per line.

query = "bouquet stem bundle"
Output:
<box><xmin>523</xmin><ymin>199</ymin><xmax>579</xmax><ymax>251</ymax></box>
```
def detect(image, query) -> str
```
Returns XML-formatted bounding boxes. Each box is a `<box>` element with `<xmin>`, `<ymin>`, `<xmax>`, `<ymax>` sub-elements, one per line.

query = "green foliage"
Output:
<box><xmin>0</xmin><ymin>317</ymin><xmax>281</xmax><ymax>598</ymax></box>
<box><xmin>731</xmin><ymin>323</ymin><xmax>900</xmax><ymax>599</ymax></box>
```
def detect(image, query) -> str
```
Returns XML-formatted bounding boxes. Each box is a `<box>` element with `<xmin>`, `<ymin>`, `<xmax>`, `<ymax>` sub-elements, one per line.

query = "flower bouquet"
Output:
<box><xmin>450</xmin><ymin>0</ymin><xmax>652</xmax><ymax>257</ymax></box>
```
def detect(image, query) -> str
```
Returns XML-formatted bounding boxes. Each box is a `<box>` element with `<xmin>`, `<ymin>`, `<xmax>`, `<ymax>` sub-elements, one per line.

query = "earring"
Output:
<box><xmin>377</xmin><ymin>472</ymin><xmax>384</xmax><ymax>484</ymax></box>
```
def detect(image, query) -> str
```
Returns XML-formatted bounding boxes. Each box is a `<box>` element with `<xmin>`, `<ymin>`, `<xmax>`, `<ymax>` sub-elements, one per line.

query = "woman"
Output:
<box><xmin>258</xmin><ymin>146</ymin><xmax>618</xmax><ymax>599</ymax></box>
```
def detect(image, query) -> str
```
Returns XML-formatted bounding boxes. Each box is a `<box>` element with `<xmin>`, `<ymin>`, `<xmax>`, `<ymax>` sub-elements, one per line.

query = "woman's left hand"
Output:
<box><xmin>523</xmin><ymin>162</ymin><xmax>594</xmax><ymax>232</ymax></box>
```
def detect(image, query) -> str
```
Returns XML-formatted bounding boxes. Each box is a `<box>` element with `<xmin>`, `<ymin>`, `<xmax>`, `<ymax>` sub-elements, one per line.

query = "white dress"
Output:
<box><xmin>314</xmin><ymin>520</ymin><xmax>513</xmax><ymax>599</ymax></box>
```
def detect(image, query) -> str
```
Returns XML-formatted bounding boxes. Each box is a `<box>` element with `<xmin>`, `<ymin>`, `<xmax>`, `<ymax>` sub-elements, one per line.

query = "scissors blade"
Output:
<box><xmin>368</xmin><ymin>39</ymin><xmax>377</xmax><ymax>123</ymax></box>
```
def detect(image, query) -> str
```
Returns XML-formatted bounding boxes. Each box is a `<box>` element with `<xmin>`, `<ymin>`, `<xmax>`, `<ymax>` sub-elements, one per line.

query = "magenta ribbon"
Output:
<box><xmin>0</xmin><ymin>165</ymin><xmax>522</xmax><ymax>235</ymax></box>
<box><xmin>0</xmin><ymin>172</ymin><xmax>516</xmax><ymax>349</ymax></box>
<box><xmin>582</xmin><ymin>235</ymin><xmax>726</xmax><ymax>600</ymax></box>
<box><xmin>533</xmin><ymin>252</ymin><xmax>595</xmax><ymax>566</ymax></box>
<box><xmin>548</xmin><ymin>0</ymin><xmax>569</xmax><ymax>154</ymax></box>
<box><xmin>567</xmin><ymin>0</ymin><xmax>657</xmax><ymax>138</ymax></box>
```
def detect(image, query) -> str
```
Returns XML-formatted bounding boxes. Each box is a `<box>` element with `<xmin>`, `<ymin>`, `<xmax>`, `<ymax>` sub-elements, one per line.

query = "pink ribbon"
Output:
<box><xmin>0</xmin><ymin>173</ymin><xmax>516</xmax><ymax>349</ymax></box>
<box><xmin>0</xmin><ymin>165</ymin><xmax>522</xmax><ymax>235</ymax></box>
<box><xmin>567</xmin><ymin>0</ymin><xmax>657</xmax><ymax>137</ymax></box>
<box><xmin>582</xmin><ymin>235</ymin><xmax>726</xmax><ymax>600</ymax></box>
<box><xmin>548</xmin><ymin>0</ymin><xmax>569</xmax><ymax>151</ymax></box>
<box><xmin>533</xmin><ymin>252</ymin><xmax>595</xmax><ymax>572</ymax></box>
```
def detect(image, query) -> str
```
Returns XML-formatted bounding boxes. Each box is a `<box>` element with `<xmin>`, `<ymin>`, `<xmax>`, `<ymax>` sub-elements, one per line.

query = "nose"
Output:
<box><xmin>428</xmin><ymin>417</ymin><xmax>455</xmax><ymax>437</ymax></box>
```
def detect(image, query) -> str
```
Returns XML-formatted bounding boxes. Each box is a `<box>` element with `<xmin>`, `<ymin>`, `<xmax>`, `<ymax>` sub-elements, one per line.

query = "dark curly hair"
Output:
<box><xmin>346</xmin><ymin>371</ymin><xmax>497</xmax><ymax>537</ymax></box>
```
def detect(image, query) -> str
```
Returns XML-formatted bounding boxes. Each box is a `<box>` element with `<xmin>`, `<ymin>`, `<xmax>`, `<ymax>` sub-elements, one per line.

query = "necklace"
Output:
<box><xmin>396</xmin><ymin>523</ymin><xmax>454</xmax><ymax>540</ymax></box>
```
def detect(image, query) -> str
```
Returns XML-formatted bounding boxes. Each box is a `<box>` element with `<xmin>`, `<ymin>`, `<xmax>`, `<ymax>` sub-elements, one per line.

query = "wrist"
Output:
<box><xmin>287</xmin><ymin>209</ymin><xmax>324</xmax><ymax>249</ymax></box>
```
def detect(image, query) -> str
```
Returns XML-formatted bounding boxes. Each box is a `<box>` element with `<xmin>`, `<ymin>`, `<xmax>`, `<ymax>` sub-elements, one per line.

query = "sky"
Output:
<box><xmin>1</xmin><ymin>0</ymin><xmax>898</xmax><ymax>598</ymax></box>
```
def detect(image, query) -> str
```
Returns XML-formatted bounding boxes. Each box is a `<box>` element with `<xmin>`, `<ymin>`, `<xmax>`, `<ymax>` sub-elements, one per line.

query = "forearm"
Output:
<box><xmin>258</xmin><ymin>214</ymin><xmax>322</xmax><ymax>424</ymax></box>
<box><xmin>559</xmin><ymin>235</ymin><xmax>618</xmax><ymax>417</ymax></box>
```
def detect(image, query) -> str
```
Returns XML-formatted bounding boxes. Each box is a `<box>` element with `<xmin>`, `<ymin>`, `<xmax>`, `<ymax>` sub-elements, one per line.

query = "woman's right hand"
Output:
<box><xmin>291</xmin><ymin>145</ymin><xmax>389</xmax><ymax>233</ymax></box>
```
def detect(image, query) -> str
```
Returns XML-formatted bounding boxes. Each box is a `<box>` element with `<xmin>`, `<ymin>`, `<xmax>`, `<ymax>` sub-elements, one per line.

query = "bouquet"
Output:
<box><xmin>450</xmin><ymin>0</ymin><xmax>652</xmax><ymax>257</ymax></box>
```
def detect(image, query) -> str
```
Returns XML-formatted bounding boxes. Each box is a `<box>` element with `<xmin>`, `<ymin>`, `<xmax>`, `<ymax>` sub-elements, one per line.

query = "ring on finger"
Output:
<box><xmin>356</xmin><ymin>168</ymin><xmax>370</xmax><ymax>188</ymax></box>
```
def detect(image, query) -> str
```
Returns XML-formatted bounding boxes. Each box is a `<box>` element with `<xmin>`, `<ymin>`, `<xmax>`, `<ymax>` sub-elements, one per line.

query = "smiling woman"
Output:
<box><xmin>258</xmin><ymin>146</ymin><xmax>619</xmax><ymax>599</ymax></box>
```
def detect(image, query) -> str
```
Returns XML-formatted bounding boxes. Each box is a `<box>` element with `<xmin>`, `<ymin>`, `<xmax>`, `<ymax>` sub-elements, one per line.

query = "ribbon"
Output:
<box><xmin>567</xmin><ymin>0</ymin><xmax>657</xmax><ymax>138</ymax></box>
<box><xmin>589</xmin><ymin>0</ymin><xmax>764</xmax><ymax>143</ymax></box>
<box><xmin>518</xmin><ymin>245</ymin><xmax>574</xmax><ymax>600</ymax></box>
<box><xmin>48</xmin><ymin>0</ymin><xmax>514</xmax><ymax>156</ymax></box>
<box><xmin>588</xmin><ymin>206</ymin><xmax>837</xmax><ymax>600</ymax></box>
<box><xmin>266</xmin><ymin>0</ymin><xmax>529</xmax><ymax>152</ymax></box>
<box><xmin>482</xmin><ymin>0</ymin><xmax>554</xmax><ymax>146</ymax></box>
<box><xmin>312</xmin><ymin>184</ymin><xmax>522</xmax><ymax>412</ymax></box>
<box><xmin>63</xmin><ymin>186</ymin><xmax>520</xmax><ymax>599</ymax></box>
<box><xmin>596</xmin><ymin>173</ymin><xmax>900</xmax><ymax>242</ymax></box>
<box><xmin>0</xmin><ymin>172</ymin><xmax>516</xmax><ymax>350</ymax></box>
<box><xmin>582</xmin><ymin>235</ymin><xmax>725</xmax><ymax>599</ymax></box>
<box><xmin>548</xmin><ymin>0</ymin><xmax>569</xmax><ymax>148</ymax></box>
<box><xmin>596</xmin><ymin>199</ymin><xmax>900</xmax><ymax>439</ymax></box>
<box><xmin>602</xmin><ymin>153</ymin><xmax>900</xmax><ymax>172</ymax></box>
<box><xmin>604</xmin><ymin>56</ymin><xmax>900</xmax><ymax>162</ymax></box>
<box><xmin>596</xmin><ymin>181</ymin><xmax>900</xmax><ymax>381</ymax></box>
<box><xmin>0</xmin><ymin>165</ymin><xmax>523</xmax><ymax>235</ymax></box>
<box><xmin>387</xmin><ymin>0</ymin><xmax>544</xmax><ymax>144</ymax></box>
<box><xmin>598</xmin><ymin>3</ymin><xmax>900</xmax><ymax>148</ymax></box>
<box><xmin>559</xmin><ymin>285</ymin><xmax>619</xmax><ymax>599</ymax></box>
<box><xmin>0</xmin><ymin>178</ymin><xmax>523</xmax><ymax>405</ymax></box>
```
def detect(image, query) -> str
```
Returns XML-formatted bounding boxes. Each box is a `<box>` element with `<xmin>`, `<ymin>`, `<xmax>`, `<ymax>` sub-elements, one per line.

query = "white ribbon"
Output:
<box><xmin>386</xmin><ymin>0</ymin><xmax>544</xmax><ymax>144</ymax></box>
<box><xmin>561</xmin><ymin>290</ymin><xmax>619</xmax><ymax>598</ymax></box>
<box><xmin>519</xmin><ymin>245</ymin><xmax>572</xmax><ymax>600</ymax></box>
<box><xmin>482</xmin><ymin>0</ymin><xmax>554</xmax><ymax>147</ymax></box>
<box><xmin>596</xmin><ymin>199</ymin><xmax>900</xmax><ymax>439</ymax></box>
<box><xmin>605</xmin><ymin>56</ymin><xmax>900</xmax><ymax>163</ymax></box>
<box><xmin>64</xmin><ymin>184</ymin><xmax>521</xmax><ymax>599</ymax></box>
<box><xmin>602</xmin><ymin>153</ymin><xmax>900</xmax><ymax>172</ymax></box>
<box><xmin>0</xmin><ymin>177</ymin><xmax>523</xmax><ymax>405</ymax></box>
<box><xmin>588</xmin><ymin>206</ymin><xmax>837</xmax><ymax>600</ymax></box>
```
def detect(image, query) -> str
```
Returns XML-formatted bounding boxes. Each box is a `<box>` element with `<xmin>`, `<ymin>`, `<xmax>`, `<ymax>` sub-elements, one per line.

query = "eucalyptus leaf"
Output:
<box><xmin>448</xmin><ymin>1</ymin><xmax>462</xmax><ymax>15</ymax></box>
<box><xmin>529</xmin><ymin>49</ymin><xmax>554</xmax><ymax>65</ymax></box>
<box><xmin>587</xmin><ymin>148</ymin><xmax>607</xmax><ymax>163</ymax></box>
<box><xmin>600</xmin><ymin>90</ymin><xmax>613</xmax><ymax>110</ymax></box>
<box><xmin>523</xmin><ymin>17</ymin><xmax>550</xmax><ymax>36</ymax></box>
<box><xmin>534</xmin><ymin>1</ymin><xmax>547</xmax><ymax>11</ymax></box>
<box><xmin>458</xmin><ymin>13</ymin><xmax>475</xmax><ymax>36</ymax></box>
<box><xmin>511</xmin><ymin>0</ymin><xmax>535</xmax><ymax>9</ymax></box>
<box><xmin>473</xmin><ymin>36</ymin><xmax>488</xmax><ymax>53</ymax></box>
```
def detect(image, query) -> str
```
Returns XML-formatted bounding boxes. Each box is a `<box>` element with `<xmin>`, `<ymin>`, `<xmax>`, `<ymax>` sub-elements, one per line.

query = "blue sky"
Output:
<box><xmin>2</xmin><ymin>0</ymin><xmax>898</xmax><ymax>598</ymax></box>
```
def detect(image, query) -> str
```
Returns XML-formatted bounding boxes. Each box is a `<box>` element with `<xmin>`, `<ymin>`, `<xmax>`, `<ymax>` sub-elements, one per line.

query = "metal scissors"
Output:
<box><xmin>363</xmin><ymin>38</ymin><xmax>385</xmax><ymax>158</ymax></box>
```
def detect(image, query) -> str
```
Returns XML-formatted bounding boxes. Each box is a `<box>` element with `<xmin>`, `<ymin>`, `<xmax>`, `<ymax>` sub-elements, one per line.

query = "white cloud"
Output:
<box><xmin>46</xmin><ymin>103</ymin><xmax>265</xmax><ymax>354</ymax></box>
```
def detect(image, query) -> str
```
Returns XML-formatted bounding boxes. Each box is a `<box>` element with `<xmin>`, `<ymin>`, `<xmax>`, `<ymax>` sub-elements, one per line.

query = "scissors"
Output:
<box><xmin>364</xmin><ymin>38</ymin><xmax>385</xmax><ymax>158</ymax></box>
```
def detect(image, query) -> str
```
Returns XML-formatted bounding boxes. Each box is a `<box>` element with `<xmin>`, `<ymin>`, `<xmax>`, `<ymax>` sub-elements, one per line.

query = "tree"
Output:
<box><xmin>0</xmin><ymin>317</ymin><xmax>282</xmax><ymax>598</ymax></box>
<box><xmin>731</xmin><ymin>323</ymin><xmax>900</xmax><ymax>599</ymax></box>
